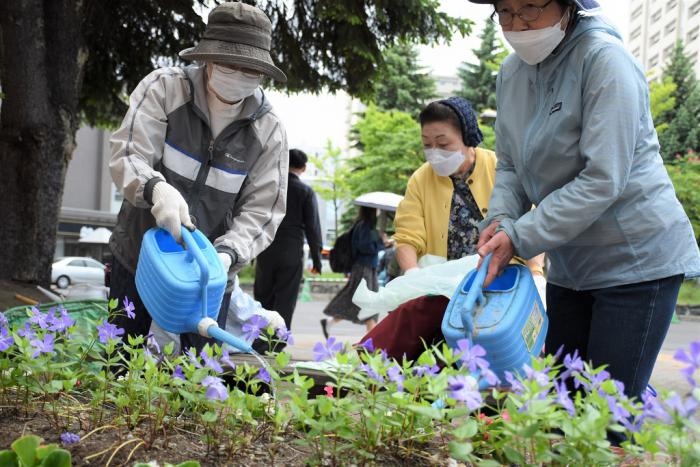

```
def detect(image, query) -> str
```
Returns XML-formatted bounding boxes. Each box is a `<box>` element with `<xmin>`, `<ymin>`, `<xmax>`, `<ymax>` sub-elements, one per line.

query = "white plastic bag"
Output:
<box><xmin>354</xmin><ymin>255</ymin><xmax>480</xmax><ymax>321</ymax></box>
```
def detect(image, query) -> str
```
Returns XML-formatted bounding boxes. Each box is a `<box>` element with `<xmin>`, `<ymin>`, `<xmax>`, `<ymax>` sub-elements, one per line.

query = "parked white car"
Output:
<box><xmin>51</xmin><ymin>257</ymin><xmax>106</xmax><ymax>289</ymax></box>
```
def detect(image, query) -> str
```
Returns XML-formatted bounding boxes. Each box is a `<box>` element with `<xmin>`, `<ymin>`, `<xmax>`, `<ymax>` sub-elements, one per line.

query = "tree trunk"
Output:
<box><xmin>0</xmin><ymin>0</ymin><xmax>87</xmax><ymax>285</ymax></box>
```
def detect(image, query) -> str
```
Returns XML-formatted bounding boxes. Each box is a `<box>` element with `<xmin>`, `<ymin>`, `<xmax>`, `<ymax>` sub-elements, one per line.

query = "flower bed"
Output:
<box><xmin>0</xmin><ymin>299</ymin><xmax>698</xmax><ymax>466</ymax></box>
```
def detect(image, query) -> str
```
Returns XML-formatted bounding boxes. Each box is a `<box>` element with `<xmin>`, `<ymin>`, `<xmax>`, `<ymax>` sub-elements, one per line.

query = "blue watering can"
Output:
<box><xmin>441</xmin><ymin>253</ymin><xmax>548</xmax><ymax>388</ymax></box>
<box><xmin>135</xmin><ymin>226</ymin><xmax>253</xmax><ymax>353</ymax></box>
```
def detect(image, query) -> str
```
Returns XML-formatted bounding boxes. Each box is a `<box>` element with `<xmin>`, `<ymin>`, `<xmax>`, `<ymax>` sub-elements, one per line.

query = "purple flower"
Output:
<box><xmin>17</xmin><ymin>322</ymin><xmax>36</xmax><ymax>339</ymax></box>
<box><xmin>201</xmin><ymin>375</ymin><xmax>228</xmax><ymax>401</ymax></box>
<box><xmin>642</xmin><ymin>392</ymin><xmax>673</xmax><ymax>424</ymax></box>
<box><xmin>276</xmin><ymin>326</ymin><xmax>294</xmax><ymax>345</ymax></box>
<box><xmin>313</xmin><ymin>336</ymin><xmax>343</xmax><ymax>361</ymax></box>
<box><xmin>186</xmin><ymin>348</ymin><xmax>202</xmax><ymax>369</ymax></box>
<box><xmin>0</xmin><ymin>313</ymin><xmax>7</xmax><ymax>328</ymax></box>
<box><xmin>479</xmin><ymin>367</ymin><xmax>501</xmax><ymax>386</ymax></box>
<box><xmin>30</xmin><ymin>333</ymin><xmax>55</xmax><ymax>358</ymax></box>
<box><xmin>257</xmin><ymin>367</ymin><xmax>271</xmax><ymax>383</ymax></box>
<box><xmin>242</xmin><ymin>315</ymin><xmax>269</xmax><ymax>343</ymax></box>
<box><xmin>447</xmin><ymin>374</ymin><xmax>483</xmax><ymax>410</ymax></box>
<box><xmin>560</xmin><ymin>350</ymin><xmax>584</xmax><ymax>381</ymax></box>
<box><xmin>359</xmin><ymin>363</ymin><xmax>384</xmax><ymax>383</ymax></box>
<box><xmin>96</xmin><ymin>320</ymin><xmax>124</xmax><ymax>344</ymax></box>
<box><xmin>606</xmin><ymin>395</ymin><xmax>630</xmax><ymax>422</ymax></box>
<box><xmin>664</xmin><ymin>393</ymin><xmax>699</xmax><ymax>418</ymax></box>
<box><xmin>554</xmin><ymin>380</ymin><xmax>575</xmax><ymax>416</ymax></box>
<box><xmin>523</xmin><ymin>365</ymin><xmax>550</xmax><ymax>386</ymax></box>
<box><xmin>60</xmin><ymin>432</ymin><xmax>80</xmax><ymax>445</ymax></box>
<box><xmin>455</xmin><ymin>339</ymin><xmax>490</xmax><ymax>373</ymax></box>
<box><xmin>504</xmin><ymin>371</ymin><xmax>525</xmax><ymax>393</ymax></box>
<box><xmin>674</xmin><ymin>342</ymin><xmax>700</xmax><ymax>386</ymax></box>
<box><xmin>28</xmin><ymin>307</ymin><xmax>49</xmax><ymax>329</ymax></box>
<box><xmin>48</xmin><ymin>307</ymin><xmax>75</xmax><ymax>333</ymax></box>
<box><xmin>146</xmin><ymin>333</ymin><xmax>161</xmax><ymax>355</ymax></box>
<box><xmin>219</xmin><ymin>348</ymin><xmax>236</xmax><ymax>370</ymax></box>
<box><xmin>0</xmin><ymin>326</ymin><xmax>14</xmax><ymax>351</ymax></box>
<box><xmin>123</xmin><ymin>297</ymin><xmax>136</xmax><ymax>320</ymax></box>
<box><xmin>413</xmin><ymin>364</ymin><xmax>440</xmax><ymax>377</ymax></box>
<box><xmin>574</xmin><ymin>368</ymin><xmax>611</xmax><ymax>391</ymax></box>
<box><xmin>387</xmin><ymin>365</ymin><xmax>404</xmax><ymax>391</ymax></box>
<box><xmin>173</xmin><ymin>364</ymin><xmax>185</xmax><ymax>380</ymax></box>
<box><xmin>201</xmin><ymin>349</ymin><xmax>223</xmax><ymax>373</ymax></box>
<box><xmin>359</xmin><ymin>338</ymin><xmax>375</xmax><ymax>353</ymax></box>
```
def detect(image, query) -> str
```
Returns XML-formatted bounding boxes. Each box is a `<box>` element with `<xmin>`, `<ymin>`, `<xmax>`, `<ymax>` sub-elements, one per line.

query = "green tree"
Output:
<box><xmin>0</xmin><ymin>0</ymin><xmax>471</xmax><ymax>285</ymax></box>
<box><xmin>666</xmin><ymin>156</ymin><xmax>700</xmax><ymax>244</ymax></box>
<box><xmin>370</xmin><ymin>42</ymin><xmax>437</xmax><ymax>117</ymax></box>
<box><xmin>347</xmin><ymin>105</ymin><xmax>424</xmax><ymax>198</ymax></box>
<box><xmin>457</xmin><ymin>20</ymin><xmax>507</xmax><ymax>112</ymax></box>
<box><xmin>649</xmin><ymin>76</ymin><xmax>676</xmax><ymax>136</ymax></box>
<box><xmin>658</xmin><ymin>40</ymin><xmax>700</xmax><ymax>160</ymax></box>
<box><xmin>309</xmin><ymin>140</ymin><xmax>352</xmax><ymax>239</ymax></box>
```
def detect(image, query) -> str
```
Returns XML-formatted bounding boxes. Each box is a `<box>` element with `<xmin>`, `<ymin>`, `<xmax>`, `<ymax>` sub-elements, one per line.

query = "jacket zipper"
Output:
<box><xmin>187</xmin><ymin>138</ymin><xmax>215</xmax><ymax>222</ymax></box>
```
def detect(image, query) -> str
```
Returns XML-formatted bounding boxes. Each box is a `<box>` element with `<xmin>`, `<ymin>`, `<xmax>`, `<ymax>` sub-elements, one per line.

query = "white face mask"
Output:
<box><xmin>503</xmin><ymin>9</ymin><xmax>570</xmax><ymax>66</ymax></box>
<box><xmin>424</xmin><ymin>148</ymin><xmax>465</xmax><ymax>177</ymax></box>
<box><xmin>208</xmin><ymin>64</ymin><xmax>262</xmax><ymax>102</ymax></box>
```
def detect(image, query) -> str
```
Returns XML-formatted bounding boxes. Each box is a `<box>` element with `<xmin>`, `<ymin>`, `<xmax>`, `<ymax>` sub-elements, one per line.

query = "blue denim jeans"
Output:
<box><xmin>545</xmin><ymin>274</ymin><xmax>684</xmax><ymax>401</ymax></box>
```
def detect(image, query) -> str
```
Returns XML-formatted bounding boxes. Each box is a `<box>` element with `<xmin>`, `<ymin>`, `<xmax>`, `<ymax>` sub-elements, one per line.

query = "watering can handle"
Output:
<box><xmin>180</xmin><ymin>227</ymin><xmax>209</xmax><ymax>320</ymax></box>
<box><xmin>461</xmin><ymin>253</ymin><xmax>492</xmax><ymax>335</ymax></box>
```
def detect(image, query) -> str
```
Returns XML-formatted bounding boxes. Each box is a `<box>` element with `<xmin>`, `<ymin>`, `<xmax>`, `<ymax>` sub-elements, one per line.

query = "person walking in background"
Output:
<box><xmin>108</xmin><ymin>2</ymin><xmax>288</xmax><ymax>353</ymax></box>
<box><xmin>254</xmin><ymin>149</ymin><xmax>323</xmax><ymax>332</ymax></box>
<box><xmin>321</xmin><ymin>206</ymin><xmax>386</xmax><ymax>337</ymax></box>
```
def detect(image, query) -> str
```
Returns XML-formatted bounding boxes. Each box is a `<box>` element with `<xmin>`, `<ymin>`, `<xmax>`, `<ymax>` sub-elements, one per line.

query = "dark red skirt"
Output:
<box><xmin>357</xmin><ymin>295</ymin><xmax>450</xmax><ymax>361</ymax></box>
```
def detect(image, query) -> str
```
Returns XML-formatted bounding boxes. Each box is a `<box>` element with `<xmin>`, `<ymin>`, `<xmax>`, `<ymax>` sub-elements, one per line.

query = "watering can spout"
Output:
<box><xmin>198</xmin><ymin>317</ymin><xmax>254</xmax><ymax>353</ymax></box>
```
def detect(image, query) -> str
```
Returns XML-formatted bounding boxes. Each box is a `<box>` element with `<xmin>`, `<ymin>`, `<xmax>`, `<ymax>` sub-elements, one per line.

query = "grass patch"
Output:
<box><xmin>678</xmin><ymin>279</ymin><xmax>700</xmax><ymax>305</ymax></box>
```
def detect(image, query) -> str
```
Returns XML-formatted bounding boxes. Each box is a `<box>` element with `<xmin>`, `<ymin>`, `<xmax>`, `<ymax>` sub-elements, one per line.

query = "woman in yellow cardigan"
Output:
<box><xmin>360</xmin><ymin>97</ymin><xmax>544</xmax><ymax>359</ymax></box>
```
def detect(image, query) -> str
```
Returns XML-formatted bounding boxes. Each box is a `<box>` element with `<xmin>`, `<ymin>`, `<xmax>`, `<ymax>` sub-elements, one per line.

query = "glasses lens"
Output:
<box><xmin>496</xmin><ymin>11</ymin><xmax>513</xmax><ymax>26</ymax></box>
<box><xmin>520</xmin><ymin>6</ymin><xmax>542</xmax><ymax>22</ymax></box>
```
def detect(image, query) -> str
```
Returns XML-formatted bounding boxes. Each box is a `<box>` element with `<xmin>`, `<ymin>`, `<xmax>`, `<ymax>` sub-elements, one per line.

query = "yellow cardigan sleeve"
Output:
<box><xmin>393</xmin><ymin>172</ymin><xmax>428</xmax><ymax>257</ymax></box>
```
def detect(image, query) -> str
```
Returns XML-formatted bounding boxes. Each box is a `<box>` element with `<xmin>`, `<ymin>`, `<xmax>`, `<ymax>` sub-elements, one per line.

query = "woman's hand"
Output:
<box><xmin>477</xmin><ymin>221</ymin><xmax>500</xmax><ymax>250</ymax></box>
<box><xmin>478</xmin><ymin>230</ymin><xmax>514</xmax><ymax>287</ymax></box>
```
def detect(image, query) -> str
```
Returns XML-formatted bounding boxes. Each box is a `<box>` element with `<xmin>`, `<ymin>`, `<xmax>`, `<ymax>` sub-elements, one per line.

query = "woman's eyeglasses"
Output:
<box><xmin>491</xmin><ymin>0</ymin><xmax>556</xmax><ymax>27</ymax></box>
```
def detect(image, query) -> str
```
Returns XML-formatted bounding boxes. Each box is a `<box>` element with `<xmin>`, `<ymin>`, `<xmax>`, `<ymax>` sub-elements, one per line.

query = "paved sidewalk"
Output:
<box><xmin>286</xmin><ymin>300</ymin><xmax>699</xmax><ymax>394</ymax></box>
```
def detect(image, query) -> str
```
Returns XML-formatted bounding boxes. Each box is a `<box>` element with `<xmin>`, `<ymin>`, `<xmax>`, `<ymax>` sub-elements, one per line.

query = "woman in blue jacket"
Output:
<box><xmin>471</xmin><ymin>0</ymin><xmax>700</xmax><ymax>405</ymax></box>
<box><xmin>322</xmin><ymin>206</ymin><xmax>386</xmax><ymax>336</ymax></box>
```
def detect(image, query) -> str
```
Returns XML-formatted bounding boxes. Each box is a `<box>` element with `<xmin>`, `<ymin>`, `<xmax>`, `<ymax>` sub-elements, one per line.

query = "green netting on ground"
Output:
<box><xmin>3</xmin><ymin>300</ymin><xmax>108</xmax><ymax>341</ymax></box>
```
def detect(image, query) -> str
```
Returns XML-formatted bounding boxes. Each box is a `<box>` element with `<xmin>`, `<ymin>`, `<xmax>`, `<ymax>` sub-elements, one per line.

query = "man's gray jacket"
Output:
<box><xmin>109</xmin><ymin>64</ymin><xmax>288</xmax><ymax>279</ymax></box>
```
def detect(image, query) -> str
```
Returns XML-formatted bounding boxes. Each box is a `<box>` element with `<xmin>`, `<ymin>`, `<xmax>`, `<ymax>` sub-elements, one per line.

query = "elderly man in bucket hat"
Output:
<box><xmin>108</xmin><ymin>2</ymin><xmax>288</xmax><ymax>353</ymax></box>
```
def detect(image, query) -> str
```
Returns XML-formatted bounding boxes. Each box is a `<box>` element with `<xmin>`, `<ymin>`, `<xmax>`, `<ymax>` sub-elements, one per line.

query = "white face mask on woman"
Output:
<box><xmin>208</xmin><ymin>64</ymin><xmax>262</xmax><ymax>102</ymax></box>
<box><xmin>503</xmin><ymin>9</ymin><xmax>570</xmax><ymax>66</ymax></box>
<box><xmin>424</xmin><ymin>148</ymin><xmax>465</xmax><ymax>177</ymax></box>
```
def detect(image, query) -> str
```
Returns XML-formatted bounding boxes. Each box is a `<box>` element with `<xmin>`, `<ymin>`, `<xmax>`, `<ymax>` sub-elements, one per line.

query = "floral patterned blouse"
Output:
<box><xmin>447</xmin><ymin>170</ymin><xmax>483</xmax><ymax>260</ymax></box>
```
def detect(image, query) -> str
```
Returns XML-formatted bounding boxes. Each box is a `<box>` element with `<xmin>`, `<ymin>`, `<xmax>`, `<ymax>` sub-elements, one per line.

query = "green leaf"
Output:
<box><xmin>452</xmin><ymin>419</ymin><xmax>478</xmax><ymax>440</ymax></box>
<box><xmin>35</xmin><ymin>444</ymin><xmax>59</xmax><ymax>460</ymax></box>
<box><xmin>175</xmin><ymin>462</ymin><xmax>201</xmax><ymax>467</ymax></box>
<box><xmin>201</xmin><ymin>411</ymin><xmax>217</xmax><ymax>423</ymax></box>
<box><xmin>108</xmin><ymin>298</ymin><xmax>118</xmax><ymax>311</ymax></box>
<box><xmin>39</xmin><ymin>449</ymin><xmax>72</xmax><ymax>467</ymax></box>
<box><xmin>477</xmin><ymin>461</ymin><xmax>502</xmax><ymax>467</ymax></box>
<box><xmin>448</xmin><ymin>440</ymin><xmax>473</xmax><ymax>461</ymax></box>
<box><xmin>518</xmin><ymin>423</ymin><xmax>540</xmax><ymax>438</ymax></box>
<box><xmin>407</xmin><ymin>404</ymin><xmax>442</xmax><ymax>420</ymax></box>
<box><xmin>0</xmin><ymin>451</ymin><xmax>18</xmax><ymax>467</ymax></box>
<box><xmin>502</xmin><ymin>445</ymin><xmax>525</xmax><ymax>463</ymax></box>
<box><xmin>275</xmin><ymin>352</ymin><xmax>290</xmax><ymax>369</ymax></box>
<box><xmin>164</xmin><ymin>341</ymin><xmax>175</xmax><ymax>356</ymax></box>
<box><xmin>12</xmin><ymin>434</ymin><xmax>41</xmax><ymax>467</ymax></box>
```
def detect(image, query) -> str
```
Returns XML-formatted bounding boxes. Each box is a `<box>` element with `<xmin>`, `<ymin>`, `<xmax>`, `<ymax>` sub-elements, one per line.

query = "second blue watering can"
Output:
<box><xmin>135</xmin><ymin>226</ymin><xmax>253</xmax><ymax>353</ymax></box>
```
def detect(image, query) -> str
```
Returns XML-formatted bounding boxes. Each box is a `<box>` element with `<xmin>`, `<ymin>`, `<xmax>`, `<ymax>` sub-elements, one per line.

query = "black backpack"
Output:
<box><xmin>329</xmin><ymin>224</ymin><xmax>356</xmax><ymax>273</ymax></box>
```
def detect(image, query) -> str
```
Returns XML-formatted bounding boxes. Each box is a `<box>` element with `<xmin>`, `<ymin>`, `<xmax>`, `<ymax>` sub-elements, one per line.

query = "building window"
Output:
<box><xmin>689</xmin><ymin>26</ymin><xmax>700</xmax><ymax>42</ymax></box>
<box><xmin>631</xmin><ymin>5</ymin><xmax>643</xmax><ymax>20</ymax></box>
<box><xmin>630</xmin><ymin>26</ymin><xmax>642</xmax><ymax>40</ymax></box>
<box><xmin>650</xmin><ymin>32</ymin><xmax>661</xmax><ymax>46</ymax></box>
<box><xmin>665</xmin><ymin>20</ymin><xmax>676</xmax><ymax>34</ymax></box>
<box><xmin>649</xmin><ymin>54</ymin><xmax>659</xmax><ymax>68</ymax></box>
<box><xmin>633</xmin><ymin>47</ymin><xmax>641</xmax><ymax>59</ymax></box>
<box><xmin>691</xmin><ymin>1</ymin><xmax>700</xmax><ymax>16</ymax></box>
<box><xmin>664</xmin><ymin>44</ymin><xmax>675</xmax><ymax>59</ymax></box>
<box><xmin>651</xmin><ymin>9</ymin><xmax>662</xmax><ymax>22</ymax></box>
<box><xmin>690</xmin><ymin>51</ymin><xmax>699</xmax><ymax>64</ymax></box>
<box><xmin>667</xmin><ymin>0</ymin><xmax>677</xmax><ymax>12</ymax></box>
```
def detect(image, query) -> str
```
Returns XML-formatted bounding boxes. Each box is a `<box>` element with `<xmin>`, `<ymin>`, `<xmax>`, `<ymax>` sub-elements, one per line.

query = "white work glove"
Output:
<box><xmin>404</xmin><ymin>267</ymin><xmax>420</xmax><ymax>276</ymax></box>
<box><xmin>217</xmin><ymin>252</ymin><xmax>232</xmax><ymax>273</ymax></box>
<box><xmin>533</xmin><ymin>274</ymin><xmax>547</xmax><ymax>309</ymax></box>
<box><xmin>150</xmin><ymin>182</ymin><xmax>194</xmax><ymax>242</ymax></box>
<box><xmin>256</xmin><ymin>308</ymin><xmax>286</xmax><ymax>330</ymax></box>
